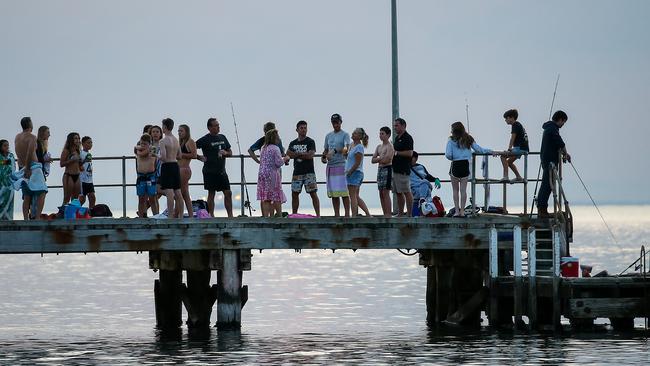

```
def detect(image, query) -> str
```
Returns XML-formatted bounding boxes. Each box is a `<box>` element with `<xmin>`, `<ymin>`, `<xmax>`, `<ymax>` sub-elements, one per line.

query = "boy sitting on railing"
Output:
<box><xmin>135</xmin><ymin>134</ymin><xmax>158</xmax><ymax>218</ymax></box>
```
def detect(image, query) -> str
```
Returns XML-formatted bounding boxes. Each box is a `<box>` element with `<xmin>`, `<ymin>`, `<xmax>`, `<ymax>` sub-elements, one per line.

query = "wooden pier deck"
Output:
<box><xmin>0</xmin><ymin>215</ymin><xmax>528</xmax><ymax>253</ymax></box>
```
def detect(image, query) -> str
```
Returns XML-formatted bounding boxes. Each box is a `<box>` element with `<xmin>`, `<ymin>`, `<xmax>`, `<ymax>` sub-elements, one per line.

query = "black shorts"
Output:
<box><xmin>159</xmin><ymin>162</ymin><xmax>181</xmax><ymax>190</ymax></box>
<box><xmin>81</xmin><ymin>182</ymin><xmax>95</xmax><ymax>195</ymax></box>
<box><xmin>203</xmin><ymin>168</ymin><xmax>230</xmax><ymax>192</ymax></box>
<box><xmin>450</xmin><ymin>160</ymin><xmax>470</xmax><ymax>179</ymax></box>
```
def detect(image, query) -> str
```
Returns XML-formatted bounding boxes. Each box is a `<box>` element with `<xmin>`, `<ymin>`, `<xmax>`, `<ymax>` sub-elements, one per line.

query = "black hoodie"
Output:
<box><xmin>540</xmin><ymin>121</ymin><xmax>565</xmax><ymax>164</ymax></box>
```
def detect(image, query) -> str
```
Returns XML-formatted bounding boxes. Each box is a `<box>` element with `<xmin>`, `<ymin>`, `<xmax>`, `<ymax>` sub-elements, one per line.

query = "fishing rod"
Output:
<box><xmin>465</xmin><ymin>95</ymin><xmax>470</xmax><ymax>132</ymax></box>
<box><xmin>530</xmin><ymin>74</ymin><xmax>561</xmax><ymax>217</ymax></box>
<box><xmin>569</xmin><ymin>161</ymin><xmax>620</xmax><ymax>247</ymax></box>
<box><xmin>230</xmin><ymin>102</ymin><xmax>254</xmax><ymax>217</ymax></box>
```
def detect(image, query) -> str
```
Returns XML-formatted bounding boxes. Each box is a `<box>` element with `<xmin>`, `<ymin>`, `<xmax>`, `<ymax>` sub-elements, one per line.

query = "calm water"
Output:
<box><xmin>1</xmin><ymin>205</ymin><xmax>649</xmax><ymax>365</ymax></box>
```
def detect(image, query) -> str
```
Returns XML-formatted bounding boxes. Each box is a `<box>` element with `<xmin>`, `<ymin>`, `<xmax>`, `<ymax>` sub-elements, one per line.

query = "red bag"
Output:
<box><xmin>431</xmin><ymin>196</ymin><xmax>445</xmax><ymax>217</ymax></box>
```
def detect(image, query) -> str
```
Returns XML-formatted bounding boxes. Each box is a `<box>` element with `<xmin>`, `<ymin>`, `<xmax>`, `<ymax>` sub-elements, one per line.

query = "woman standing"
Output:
<box><xmin>149</xmin><ymin>125</ymin><xmax>163</xmax><ymax>214</ymax></box>
<box><xmin>178</xmin><ymin>124</ymin><xmax>197</xmax><ymax>218</ymax></box>
<box><xmin>0</xmin><ymin>140</ymin><xmax>16</xmax><ymax>220</ymax></box>
<box><xmin>345</xmin><ymin>128</ymin><xmax>371</xmax><ymax>217</ymax></box>
<box><xmin>60</xmin><ymin>132</ymin><xmax>82</xmax><ymax>205</ymax></box>
<box><xmin>257</xmin><ymin>128</ymin><xmax>289</xmax><ymax>217</ymax></box>
<box><xmin>36</xmin><ymin>126</ymin><xmax>52</xmax><ymax>180</ymax></box>
<box><xmin>445</xmin><ymin>122</ymin><xmax>493</xmax><ymax>217</ymax></box>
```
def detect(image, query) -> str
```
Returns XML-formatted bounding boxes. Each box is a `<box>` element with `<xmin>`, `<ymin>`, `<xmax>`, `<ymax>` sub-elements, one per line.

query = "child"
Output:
<box><xmin>345</xmin><ymin>128</ymin><xmax>371</xmax><ymax>217</ymax></box>
<box><xmin>135</xmin><ymin>134</ymin><xmax>158</xmax><ymax>217</ymax></box>
<box><xmin>371</xmin><ymin>126</ymin><xmax>394</xmax><ymax>217</ymax></box>
<box><xmin>500</xmin><ymin>109</ymin><xmax>529</xmax><ymax>182</ymax></box>
<box><xmin>79</xmin><ymin>136</ymin><xmax>96</xmax><ymax>208</ymax></box>
<box><xmin>410</xmin><ymin>151</ymin><xmax>441</xmax><ymax>216</ymax></box>
<box><xmin>445</xmin><ymin>122</ymin><xmax>493</xmax><ymax>217</ymax></box>
<box><xmin>256</xmin><ymin>128</ymin><xmax>289</xmax><ymax>217</ymax></box>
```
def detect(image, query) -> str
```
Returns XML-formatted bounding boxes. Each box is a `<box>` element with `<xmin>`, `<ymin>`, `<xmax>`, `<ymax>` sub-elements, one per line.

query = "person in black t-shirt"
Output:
<box><xmin>248</xmin><ymin>121</ymin><xmax>285</xmax><ymax>164</ymax></box>
<box><xmin>392</xmin><ymin>118</ymin><xmax>414</xmax><ymax>217</ymax></box>
<box><xmin>195</xmin><ymin>118</ymin><xmax>233</xmax><ymax>217</ymax></box>
<box><xmin>500</xmin><ymin>109</ymin><xmax>529</xmax><ymax>183</ymax></box>
<box><xmin>287</xmin><ymin>120</ymin><xmax>320</xmax><ymax>216</ymax></box>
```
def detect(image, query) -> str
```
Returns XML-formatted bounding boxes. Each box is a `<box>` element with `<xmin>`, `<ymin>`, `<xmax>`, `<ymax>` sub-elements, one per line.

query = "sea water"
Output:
<box><xmin>0</xmin><ymin>205</ymin><xmax>649</xmax><ymax>364</ymax></box>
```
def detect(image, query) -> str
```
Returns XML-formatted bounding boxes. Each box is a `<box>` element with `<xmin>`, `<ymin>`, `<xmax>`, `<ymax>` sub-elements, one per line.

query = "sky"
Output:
<box><xmin>1</xmin><ymin>0</ymin><xmax>649</xmax><ymax>214</ymax></box>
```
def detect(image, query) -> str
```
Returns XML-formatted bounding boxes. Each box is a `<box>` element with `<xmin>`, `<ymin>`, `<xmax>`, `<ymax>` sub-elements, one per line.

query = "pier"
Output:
<box><xmin>1</xmin><ymin>154</ymin><xmax>648</xmax><ymax>333</ymax></box>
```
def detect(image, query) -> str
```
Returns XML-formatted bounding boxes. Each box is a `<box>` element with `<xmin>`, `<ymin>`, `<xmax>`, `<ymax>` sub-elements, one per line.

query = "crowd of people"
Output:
<box><xmin>0</xmin><ymin>109</ymin><xmax>571</xmax><ymax>220</ymax></box>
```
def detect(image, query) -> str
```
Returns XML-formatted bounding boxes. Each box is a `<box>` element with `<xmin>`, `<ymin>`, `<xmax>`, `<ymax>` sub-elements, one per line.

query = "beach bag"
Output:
<box><xmin>90</xmin><ymin>204</ymin><xmax>113</xmax><ymax>217</ymax></box>
<box><xmin>431</xmin><ymin>196</ymin><xmax>445</xmax><ymax>217</ymax></box>
<box><xmin>419</xmin><ymin>198</ymin><xmax>436</xmax><ymax>217</ymax></box>
<box><xmin>192</xmin><ymin>199</ymin><xmax>208</xmax><ymax>213</ymax></box>
<box><xmin>195</xmin><ymin>209</ymin><xmax>210</xmax><ymax>219</ymax></box>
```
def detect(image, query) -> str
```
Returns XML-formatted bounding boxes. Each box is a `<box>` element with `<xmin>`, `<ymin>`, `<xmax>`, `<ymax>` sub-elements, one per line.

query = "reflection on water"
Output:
<box><xmin>0</xmin><ymin>205</ymin><xmax>649</xmax><ymax>364</ymax></box>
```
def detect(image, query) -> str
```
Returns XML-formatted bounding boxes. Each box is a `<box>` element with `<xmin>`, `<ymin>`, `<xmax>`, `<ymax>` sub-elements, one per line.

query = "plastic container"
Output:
<box><xmin>64</xmin><ymin>205</ymin><xmax>78</xmax><ymax>220</ymax></box>
<box><xmin>561</xmin><ymin>256</ymin><xmax>580</xmax><ymax>277</ymax></box>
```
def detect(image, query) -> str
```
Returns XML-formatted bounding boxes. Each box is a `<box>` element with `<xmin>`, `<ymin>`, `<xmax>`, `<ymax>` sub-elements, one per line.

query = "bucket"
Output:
<box><xmin>561</xmin><ymin>256</ymin><xmax>580</xmax><ymax>277</ymax></box>
<box><xmin>64</xmin><ymin>205</ymin><xmax>78</xmax><ymax>220</ymax></box>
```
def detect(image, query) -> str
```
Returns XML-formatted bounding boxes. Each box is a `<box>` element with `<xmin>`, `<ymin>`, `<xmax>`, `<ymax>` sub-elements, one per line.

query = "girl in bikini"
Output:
<box><xmin>178</xmin><ymin>124</ymin><xmax>197</xmax><ymax>218</ymax></box>
<box><xmin>60</xmin><ymin>132</ymin><xmax>82</xmax><ymax>205</ymax></box>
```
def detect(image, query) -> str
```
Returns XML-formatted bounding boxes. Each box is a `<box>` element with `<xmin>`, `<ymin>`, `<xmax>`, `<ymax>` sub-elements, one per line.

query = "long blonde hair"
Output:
<box><xmin>37</xmin><ymin>126</ymin><xmax>49</xmax><ymax>153</ymax></box>
<box><xmin>264</xmin><ymin>128</ymin><xmax>279</xmax><ymax>147</ymax></box>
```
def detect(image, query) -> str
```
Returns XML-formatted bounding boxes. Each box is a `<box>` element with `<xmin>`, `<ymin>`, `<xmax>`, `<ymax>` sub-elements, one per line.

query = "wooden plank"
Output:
<box><xmin>0</xmin><ymin>217</ymin><xmax>529</xmax><ymax>254</ymax></box>
<box><xmin>569</xmin><ymin>298</ymin><xmax>648</xmax><ymax>319</ymax></box>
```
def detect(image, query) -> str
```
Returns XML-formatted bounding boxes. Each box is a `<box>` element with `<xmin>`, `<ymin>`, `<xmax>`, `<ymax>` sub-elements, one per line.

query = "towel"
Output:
<box><xmin>11</xmin><ymin>162</ymin><xmax>48</xmax><ymax>196</ymax></box>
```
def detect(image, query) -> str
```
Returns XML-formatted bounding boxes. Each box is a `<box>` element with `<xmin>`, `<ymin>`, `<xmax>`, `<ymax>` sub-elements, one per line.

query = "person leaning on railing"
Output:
<box><xmin>537</xmin><ymin>110</ymin><xmax>570</xmax><ymax>218</ymax></box>
<box><xmin>445</xmin><ymin>121</ymin><xmax>494</xmax><ymax>218</ymax></box>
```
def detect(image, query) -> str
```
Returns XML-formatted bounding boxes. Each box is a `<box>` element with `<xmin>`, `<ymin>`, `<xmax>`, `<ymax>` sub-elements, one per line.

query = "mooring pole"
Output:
<box><xmin>488</xmin><ymin>226</ymin><xmax>499</xmax><ymax>326</ymax></box>
<box><xmin>216</xmin><ymin>249</ymin><xmax>243</xmax><ymax>329</ymax></box>
<box><xmin>513</xmin><ymin>225</ymin><xmax>523</xmax><ymax>329</ymax></box>
<box><xmin>528</xmin><ymin>227</ymin><xmax>538</xmax><ymax>329</ymax></box>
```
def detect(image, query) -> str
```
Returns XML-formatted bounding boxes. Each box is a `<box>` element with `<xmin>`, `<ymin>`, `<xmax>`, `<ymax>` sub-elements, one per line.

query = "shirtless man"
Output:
<box><xmin>158</xmin><ymin>118</ymin><xmax>184</xmax><ymax>218</ymax></box>
<box><xmin>14</xmin><ymin>117</ymin><xmax>47</xmax><ymax>220</ymax></box>
<box><xmin>371</xmin><ymin>126</ymin><xmax>394</xmax><ymax>217</ymax></box>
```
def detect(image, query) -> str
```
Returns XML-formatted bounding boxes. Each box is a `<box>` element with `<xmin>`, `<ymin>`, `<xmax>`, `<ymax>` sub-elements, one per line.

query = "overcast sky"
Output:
<box><xmin>2</xmin><ymin>0</ymin><xmax>649</xmax><ymax>214</ymax></box>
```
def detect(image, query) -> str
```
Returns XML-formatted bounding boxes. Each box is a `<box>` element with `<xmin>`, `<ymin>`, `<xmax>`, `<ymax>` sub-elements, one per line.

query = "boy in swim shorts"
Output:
<box><xmin>135</xmin><ymin>134</ymin><xmax>157</xmax><ymax>217</ymax></box>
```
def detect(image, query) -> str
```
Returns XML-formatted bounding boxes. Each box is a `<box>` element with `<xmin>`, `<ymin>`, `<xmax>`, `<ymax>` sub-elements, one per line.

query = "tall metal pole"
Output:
<box><xmin>391</xmin><ymin>0</ymin><xmax>400</xmax><ymax>214</ymax></box>
<box><xmin>391</xmin><ymin>0</ymin><xmax>400</xmax><ymax>125</ymax></box>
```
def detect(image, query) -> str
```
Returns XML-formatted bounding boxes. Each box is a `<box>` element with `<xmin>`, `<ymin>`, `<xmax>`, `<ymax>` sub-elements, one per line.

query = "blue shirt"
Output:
<box><xmin>445</xmin><ymin>139</ymin><xmax>491</xmax><ymax>162</ymax></box>
<box><xmin>345</xmin><ymin>144</ymin><xmax>364</xmax><ymax>173</ymax></box>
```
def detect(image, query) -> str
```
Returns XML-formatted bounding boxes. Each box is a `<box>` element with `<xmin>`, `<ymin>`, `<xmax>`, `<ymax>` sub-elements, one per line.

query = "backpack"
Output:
<box><xmin>431</xmin><ymin>196</ymin><xmax>445</xmax><ymax>217</ymax></box>
<box><xmin>90</xmin><ymin>204</ymin><xmax>113</xmax><ymax>217</ymax></box>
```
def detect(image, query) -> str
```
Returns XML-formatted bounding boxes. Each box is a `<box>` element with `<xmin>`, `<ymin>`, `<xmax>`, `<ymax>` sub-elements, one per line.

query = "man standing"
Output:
<box><xmin>158</xmin><ymin>118</ymin><xmax>184</xmax><ymax>218</ymax></box>
<box><xmin>14</xmin><ymin>117</ymin><xmax>47</xmax><ymax>220</ymax></box>
<box><xmin>537</xmin><ymin>110</ymin><xmax>570</xmax><ymax>218</ymax></box>
<box><xmin>287</xmin><ymin>120</ymin><xmax>320</xmax><ymax>216</ymax></box>
<box><xmin>321</xmin><ymin>113</ymin><xmax>350</xmax><ymax>217</ymax></box>
<box><xmin>392</xmin><ymin>118</ymin><xmax>414</xmax><ymax>217</ymax></box>
<box><xmin>196</xmin><ymin>118</ymin><xmax>233</xmax><ymax>217</ymax></box>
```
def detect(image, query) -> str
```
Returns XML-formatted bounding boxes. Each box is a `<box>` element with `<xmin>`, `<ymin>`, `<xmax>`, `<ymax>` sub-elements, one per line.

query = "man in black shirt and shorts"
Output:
<box><xmin>196</xmin><ymin>118</ymin><xmax>233</xmax><ymax>217</ymax></box>
<box><xmin>392</xmin><ymin>118</ymin><xmax>414</xmax><ymax>217</ymax></box>
<box><xmin>287</xmin><ymin>120</ymin><xmax>320</xmax><ymax>216</ymax></box>
<box><xmin>500</xmin><ymin>109</ymin><xmax>529</xmax><ymax>182</ymax></box>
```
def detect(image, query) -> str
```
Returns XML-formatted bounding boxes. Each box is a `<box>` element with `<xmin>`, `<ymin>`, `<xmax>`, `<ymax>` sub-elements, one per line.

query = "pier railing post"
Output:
<box><xmin>527</xmin><ymin>227</ymin><xmax>537</xmax><ymax>329</ymax></box>
<box><xmin>121</xmin><ymin>156</ymin><xmax>127</xmax><ymax>218</ymax></box>
<box><xmin>471</xmin><ymin>154</ymin><xmax>477</xmax><ymax>213</ymax></box>
<box><xmin>217</xmin><ymin>249</ymin><xmax>243</xmax><ymax>329</ymax></box>
<box><xmin>513</xmin><ymin>225</ymin><xmax>523</xmax><ymax>328</ymax></box>
<box><xmin>240</xmin><ymin>154</ymin><xmax>245</xmax><ymax>217</ymax></box>
<box><xmin>523</xmin><ymin>154</ymin><xmax>529</xmax><ymax>215</ymax></box>
<box><xmin>488</xmin><ymin>226</ymin><xmax>499</xmax><ymax>326</ymax></box>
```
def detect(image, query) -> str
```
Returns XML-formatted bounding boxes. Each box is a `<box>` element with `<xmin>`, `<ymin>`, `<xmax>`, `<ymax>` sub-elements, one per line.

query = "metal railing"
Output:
<box><xmin>45</xmin><ymin>151</ymin><xmax>542</xmax><ymax>218</ymax></box>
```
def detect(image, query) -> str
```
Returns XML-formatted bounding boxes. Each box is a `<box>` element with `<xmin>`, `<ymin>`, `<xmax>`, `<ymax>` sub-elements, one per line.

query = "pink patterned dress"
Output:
<box><xmin>256</xmin><ymin>144</ymin><xmax>286</xmax><ymax>203</ymax></box>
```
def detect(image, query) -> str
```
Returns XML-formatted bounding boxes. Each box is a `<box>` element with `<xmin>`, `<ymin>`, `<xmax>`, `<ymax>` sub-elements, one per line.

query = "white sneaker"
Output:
<box><xmin>151</xmin><ymin>212</ymin><xmax>168</xmax><ymax>219</ymax></box>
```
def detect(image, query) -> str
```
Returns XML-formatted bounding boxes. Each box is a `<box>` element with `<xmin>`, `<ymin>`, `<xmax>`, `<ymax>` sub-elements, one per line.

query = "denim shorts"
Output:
<box><xmin>346</xmin><ymin>170</ymin><xmax>364</xmax><ymax>186</ymax></box>
<box><xmin>510</xmin><ymin>147</ymin><xmax>528</xmax><ymax>159</ymax></box>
